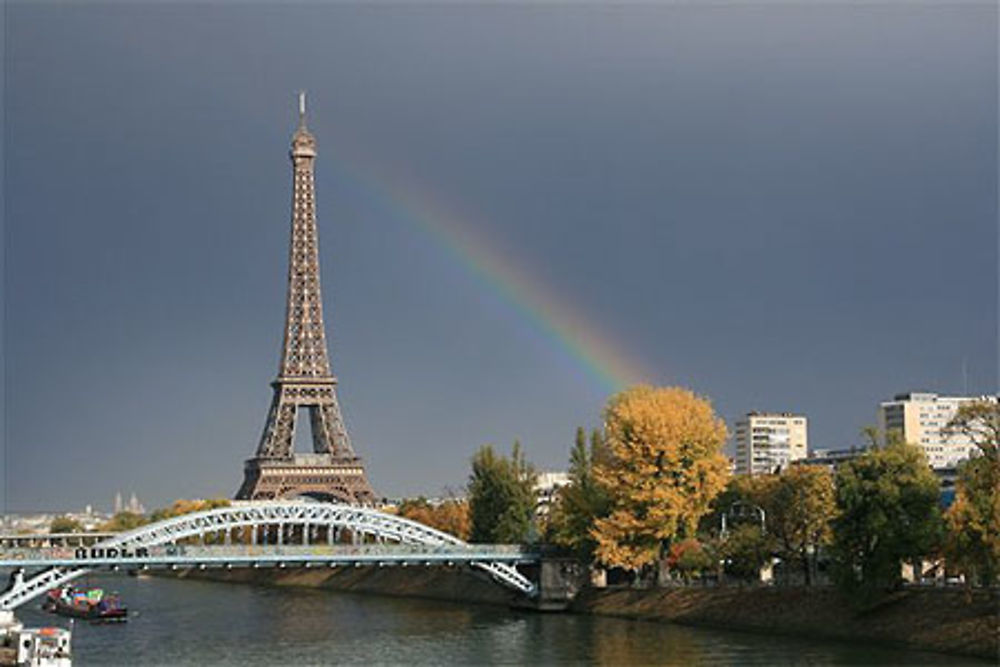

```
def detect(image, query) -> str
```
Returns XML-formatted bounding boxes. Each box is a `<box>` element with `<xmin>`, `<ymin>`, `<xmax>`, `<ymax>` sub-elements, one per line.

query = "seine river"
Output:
<box><xmin>11</xmin><ymin>574</ymin><xmax>988</xmax><ymax>665</ymax></box>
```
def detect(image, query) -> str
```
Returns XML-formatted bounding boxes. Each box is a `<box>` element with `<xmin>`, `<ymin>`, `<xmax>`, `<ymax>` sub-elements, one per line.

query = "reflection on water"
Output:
<box><xmin>9</xmin><ymin>573</ymin><xmax>988</xmax><ymax>666</ymax></box>
<box><xmin>586</xmin><ymin>616</ymin><xmax>706</xmax><ymax>665</ymax></box>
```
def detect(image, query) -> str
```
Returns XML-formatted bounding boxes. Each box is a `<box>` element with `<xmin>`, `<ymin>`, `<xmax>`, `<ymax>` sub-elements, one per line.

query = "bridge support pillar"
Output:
<box><xmin>513</xmin><ymin>557</ymin><xmax>585</xmax><ymax>612</ymax></box>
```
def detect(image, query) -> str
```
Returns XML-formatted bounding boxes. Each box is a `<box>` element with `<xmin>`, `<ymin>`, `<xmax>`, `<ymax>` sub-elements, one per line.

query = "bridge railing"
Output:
<box><xmin>0</xmin><ymin>533</ymin><xmax>116</xmax><ymax>548</ymax></box>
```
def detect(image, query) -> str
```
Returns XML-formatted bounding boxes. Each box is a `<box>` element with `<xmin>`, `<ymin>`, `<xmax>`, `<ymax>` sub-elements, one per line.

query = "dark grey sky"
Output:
<box><xmin>2</xmin><ymin>3</ymin><xmax>996</xmax><ymax>512</ymax></box>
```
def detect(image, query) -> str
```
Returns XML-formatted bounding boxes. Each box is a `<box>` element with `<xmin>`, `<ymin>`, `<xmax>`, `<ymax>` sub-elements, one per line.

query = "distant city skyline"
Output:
<box><xmin>2</xmin><ymin>3</ymin><xmax>996</xmax><ymax>511</ymax></box>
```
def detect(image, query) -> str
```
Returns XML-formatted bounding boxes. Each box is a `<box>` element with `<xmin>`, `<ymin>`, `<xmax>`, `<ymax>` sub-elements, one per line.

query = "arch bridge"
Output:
<box><xmin>0</xmin><ymin>502</ymin><xmax>538</xmax><ymax>611</ymax></box>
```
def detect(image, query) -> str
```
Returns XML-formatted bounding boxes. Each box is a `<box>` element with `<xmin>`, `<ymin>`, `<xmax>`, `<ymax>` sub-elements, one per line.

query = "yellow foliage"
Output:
<box><xmin>396</xmin><ymin>499</ymin><xmax>471</xmax><ymax>541</ymax></box>
<box><xmin>148</xmin><ymin>498</ymin><xmax>231</xmax><ymax>523</ymax></box>
<box><xmin>592</xmin><ymin>385</ymin><xmax>730</xmax><ymax>571</ymax></box>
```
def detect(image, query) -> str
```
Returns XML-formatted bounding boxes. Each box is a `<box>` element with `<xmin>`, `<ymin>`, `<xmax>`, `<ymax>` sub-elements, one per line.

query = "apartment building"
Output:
<box><xmin>877</xmin><ymin>392</ymin><xmax>996</xmax><ymax>469</ymax></box>
<box><xmin>534</xmin><ymin>471</ymin><xmax>571</xmax><ymax>517</ymax></box>
<box><xmin>733</xmin><ymin>412</ymin><xmax>808</xmax><ymax>476</ymax></box>
<box><xmin>795</xmin><ymin>446</ymin><xmax>867</xmax><ymax>471</ymax></box>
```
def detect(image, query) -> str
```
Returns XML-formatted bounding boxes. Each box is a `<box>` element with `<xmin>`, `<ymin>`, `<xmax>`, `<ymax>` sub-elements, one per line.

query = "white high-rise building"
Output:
<box><xmin>534</xmin><ymin>471</ymin><xmax>571</xmax><ymax>517</ymax></box>
<box><xmin>734</xmin><ymin>412</ymin><xmax>808</xmax><ymax>476</ymax></box>
<box><xmin>877</xmin><ymin>392</ymin><xmax>996</xmax><ymax>469</ymax></box>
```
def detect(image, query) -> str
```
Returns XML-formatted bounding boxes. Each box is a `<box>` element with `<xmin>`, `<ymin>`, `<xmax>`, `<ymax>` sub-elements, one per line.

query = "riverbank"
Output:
<box><xmin>159</xmin><ymin>566</ymin><xmax>996</xmax><ymax>660</ymax></box>
<box><xmin>572</xmin><ymin>585</ymin><xmax>999</xmax><ymax>662</ymax></box>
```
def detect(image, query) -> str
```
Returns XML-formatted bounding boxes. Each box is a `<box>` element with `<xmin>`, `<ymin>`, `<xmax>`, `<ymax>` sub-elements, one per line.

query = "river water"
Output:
<box><xmin>11</xmin><ymin>574</ymin><xmax>988</xmax><ymax>665</ymax></box>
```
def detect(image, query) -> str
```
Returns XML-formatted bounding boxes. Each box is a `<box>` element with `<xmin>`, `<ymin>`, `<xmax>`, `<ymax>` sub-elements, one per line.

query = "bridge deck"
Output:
<box><xmin>0</xmin><ymin>544</ymin><xmax>540</xmax><ymax>569</ymax></box>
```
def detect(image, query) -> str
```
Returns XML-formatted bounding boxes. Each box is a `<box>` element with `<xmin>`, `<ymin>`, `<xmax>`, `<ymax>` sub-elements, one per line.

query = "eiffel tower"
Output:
<box><xmin>236</xmin><ymin>94</ymin><xmax>376</xmax><ymax>505</ymax></box>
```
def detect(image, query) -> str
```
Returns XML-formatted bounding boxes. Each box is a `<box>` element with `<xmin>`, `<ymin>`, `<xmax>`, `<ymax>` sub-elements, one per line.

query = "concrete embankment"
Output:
<box><xmin>571</xmin><ymin>586</ymin><xmax>1000</xmax><ymax>661</ymax></box>
<box><xmin>159</xmin><ymin>565</ymin><xmax>516</xmax><ymax>606</ymax></box>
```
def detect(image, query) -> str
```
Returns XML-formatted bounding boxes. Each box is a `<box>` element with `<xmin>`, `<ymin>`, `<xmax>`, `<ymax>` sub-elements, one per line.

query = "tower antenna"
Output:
<box><xmin>962</xmin><ymin>356</ymin><xmax>969</xmax><ymax>395</ymax></box>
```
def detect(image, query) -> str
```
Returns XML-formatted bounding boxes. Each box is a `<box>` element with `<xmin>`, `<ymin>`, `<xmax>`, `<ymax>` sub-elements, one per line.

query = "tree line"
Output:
<box><xmin>50</xmin><ymin>498</ymin><xmax>232</xmax><ymax>535</ymax></box>
<box><xmin>461</xmin><ymin>385</ymin><xmax>999</xmax><ymax>602</ymax></box>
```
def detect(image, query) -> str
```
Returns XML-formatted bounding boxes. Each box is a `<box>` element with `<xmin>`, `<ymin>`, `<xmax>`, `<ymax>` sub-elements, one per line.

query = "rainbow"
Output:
<box><xmin>324</xmin><ymin>151</ymin><xmax>649</xmax><ymax>394</ymax></box>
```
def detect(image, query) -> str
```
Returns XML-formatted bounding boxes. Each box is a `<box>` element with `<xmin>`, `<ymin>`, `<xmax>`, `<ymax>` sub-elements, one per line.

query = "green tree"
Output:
<box><xmin>592</xmin><ymin>385</ymin><xmax>730</xmax><ymax>572</ymax></box>
<box><xmin>703</xmin><ymin>475</ymin><xmax>774</xmax><ymax>583</ymax></box>
<box><xmin>764</xmin><ymin>466</ymin><xmax>836</xmax><ymax>585</ymax></box>
<box><xmin>831</xmin><ymin>441</ymin><xmax>942</xmax><ymax>602</ymax></box>
<box><xmin>100</xmin><ymin>511</ymin><xmax>148</xmax><ymax>532</ymax></box>
<box><xmin>701</xmin><ymin>474</ymin><xmax>771</xmax><ymax>535</ymax></box>
<box><xmin>943</xmin><ymin>399</ymin><xmax>1000</xmax><ymax>462</ymax></box>
<box><xmin>717</xmin><ymin>524</ymin><xmax>773</xmax><ymax>582</ymax></box>
<box><xmin>548</xmin><ymin>427</ymin><xmax>612</xmax><ymax>560</ymax></box>
<box><xmin>945</xmin><ymin>457</ymin><xmax>1000</xmax><ymax>586</ymax></box>
<box><xmin>667</xmin><ymin>538</ymin><xmax>715</xmax><ymax>583</ymax></box>
<box><xmin>942</xmin><ymin>399</ymin><xmax>1000</xmax><ymax>586</ymax></box>
<box><xmin>49</xmin><ymin>516</ymin><xmax>83</xmax><ymax>533</ymax></box>
<box><xmin>468</xmin><ymin>441</ymin><xmax>537</xmax><ymax>543</ymax></box>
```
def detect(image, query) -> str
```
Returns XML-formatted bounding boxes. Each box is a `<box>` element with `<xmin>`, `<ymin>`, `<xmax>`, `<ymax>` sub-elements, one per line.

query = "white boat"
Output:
<box><xmin>1</xmin><ymin>620</ymin><xmax>71</xmax><ymax>667</ymax></box>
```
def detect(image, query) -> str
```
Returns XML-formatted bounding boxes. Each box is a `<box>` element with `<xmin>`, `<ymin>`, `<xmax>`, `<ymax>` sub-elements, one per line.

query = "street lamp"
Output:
<box><xmin>720</xmin><ymin>501</ymin><xmax>766</xmax><ymax>539</ymax></box>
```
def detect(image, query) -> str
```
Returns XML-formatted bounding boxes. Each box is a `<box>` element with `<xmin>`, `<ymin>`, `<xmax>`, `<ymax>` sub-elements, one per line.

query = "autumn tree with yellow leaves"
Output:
<box><xmin>592</xmin><ymin>385</ymin><xmax>730</xmax><ymax>573</ymax></box>
<box><xmin>396</xmin><ymin>497</ymin><xmax>471</xmax><ymax>541</ymax></box>
<box><xmin>147</xmin><ymin>498</ymin><xmax>231</xmax><ymax>523</ymax></box>
<box><xmin>99</xmin><ymin>498</ymin><xmax>233</xmax><ymax>534</ymax></box>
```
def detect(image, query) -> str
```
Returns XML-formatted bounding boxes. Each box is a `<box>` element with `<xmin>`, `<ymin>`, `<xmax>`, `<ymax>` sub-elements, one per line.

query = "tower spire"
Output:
<box><xmin>290</xmin><ymin>92</ymin><xmax>316</xmax><ymax>159</ymax></box>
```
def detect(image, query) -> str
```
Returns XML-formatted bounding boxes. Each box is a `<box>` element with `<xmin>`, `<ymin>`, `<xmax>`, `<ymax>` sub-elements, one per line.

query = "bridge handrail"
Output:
<box><xmin>0</xmin><ymin>533</ymin><xmax>116</xmax><ymax>540</ymax></box>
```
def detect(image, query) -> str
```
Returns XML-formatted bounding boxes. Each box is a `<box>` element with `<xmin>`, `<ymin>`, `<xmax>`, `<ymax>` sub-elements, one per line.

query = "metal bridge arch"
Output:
<box><xmin>0</xmin><ymin>502</ymin><xmax>536</xmax><ymax>611</ymax></box>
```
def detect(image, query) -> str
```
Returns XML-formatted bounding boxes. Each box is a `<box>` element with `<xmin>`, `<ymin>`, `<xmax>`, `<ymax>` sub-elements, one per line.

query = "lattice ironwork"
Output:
<box><xmin>237</xmin><ymin>95</ymin><xmax>375</xmax><ymax>504</ymax></box>
<box><xmin>0</xmin><ymin>503</ymin><xmax>536</xmax><ymax>610</ymax></box>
